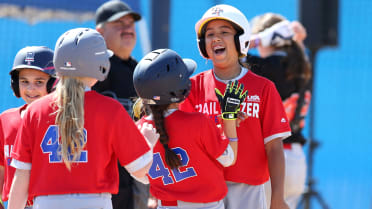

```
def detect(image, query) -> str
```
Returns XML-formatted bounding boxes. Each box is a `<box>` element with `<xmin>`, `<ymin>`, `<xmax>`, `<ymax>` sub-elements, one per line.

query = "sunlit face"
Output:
<box><xmin>204</xmin><ymin>19</ymin><xmax>239</xmax><ymax>67</ymax></box>
<box><xmin>18</xmin><ymin>68</ymin><xmax>50</xmax><ymax>104</ymax></box>
<box><xmin>99</xmin><ymin>15</ymin><xmax>136</xmax><ymax>57</ymax></box>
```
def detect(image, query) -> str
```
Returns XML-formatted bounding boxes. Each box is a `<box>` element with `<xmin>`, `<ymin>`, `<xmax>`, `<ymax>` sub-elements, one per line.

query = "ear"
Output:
<box><xmin>96</xmin><ymin>25</ymin><xmax>104</xmax><ymax>34</ymax></box>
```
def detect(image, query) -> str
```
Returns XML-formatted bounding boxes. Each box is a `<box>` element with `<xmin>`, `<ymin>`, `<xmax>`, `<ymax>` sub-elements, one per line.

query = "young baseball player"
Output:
<box><xmin>246</xmin><ymin>13</ymin><xmax>311</xmax><ymax>209</ymax></box>
<box><xmin>133</xmin><ymin>48</ymin><xmax>247</xmax><ymax>209</ymax></box>
<box><xmin>0</xmin><ymin>46</ymin><xmax>56</xmax><ymax>209</ymax></box>
<box><xmin>7</xmin><ymin>28</ymin><xmax>158</xmax><ymax>209</ymax></box>
<box><xmin>179</xmin><ymin>4</ymin><xmax>292</xmax><ymax>209</ymax></box>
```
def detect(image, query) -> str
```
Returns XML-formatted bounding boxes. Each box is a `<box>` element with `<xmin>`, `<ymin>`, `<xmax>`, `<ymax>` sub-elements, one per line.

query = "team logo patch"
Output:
<box><xmin>60</xmin><ymin>61</ymin><xmax>76</xmax><ymax>70</ymax></box>
<box><xmin>281</xmin><ymin>118</ymin><xmax>287</xmax><ymax>123</ymax></box>
<box><xmin>25</xmin><ymin>52</ymin><xmax>35</xmax><ymax>64</ymax></box>
<box><xmin>247</xmin><ymin>95</ymin><xmax>260</xmax><ymax>102</ymax></box>
<box><xmin>211</xmin><ymin>7</ymin><xmax>223</xmax><ymax>16</ymax></box>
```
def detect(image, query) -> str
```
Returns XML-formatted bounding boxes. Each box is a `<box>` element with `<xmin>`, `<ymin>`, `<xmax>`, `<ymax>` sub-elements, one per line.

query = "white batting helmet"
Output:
<box><xmin>195</xmin><ymin>4</ymin><xmax>251</xmax><ymax>58</ymax></box>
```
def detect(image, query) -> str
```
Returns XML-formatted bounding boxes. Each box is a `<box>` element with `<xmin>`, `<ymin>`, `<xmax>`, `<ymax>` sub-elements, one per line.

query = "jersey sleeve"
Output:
<box><xmin>261</xmin><ymin>82</ymin><xmax>292</xmax><ymax>144</ymax></box>
<box><xmin>10</xmin><ymin>110</ymin><xmax>33</xmax><ymax>164</ymax></box>
<box><xmin>199</xmin><ymin>115</ymin><xmax>229</xmax><ymax>159</ymax></box>
<box><xmin>111</xmin><ymin>107</ymin><xmax>151</xmax><ymax>168</ymax></box>
<box><xmin>0</xmin><ymin>118</ymin><xmax>4</xmax><ymax>166</ymax></box>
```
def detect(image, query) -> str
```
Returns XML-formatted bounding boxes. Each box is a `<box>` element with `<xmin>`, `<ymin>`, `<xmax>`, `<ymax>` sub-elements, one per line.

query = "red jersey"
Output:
<box><xmin>0</xmin><ymin>105</ymin><xmax>29</xmax><ymax>202</ymax></box>
<box><xmin>11</xmin><ymin>91</ymin><xmax>150</xmax><ymax>199</ymax></box>
<box><xmin>138</xmin><ymin>110</ymin><xmax>229</xmax><ymax>203</ymax></box>
<box><xmin>180</xmin><ymin>69</ymin><xmax>291</xmax><ymax>185</ymax></box>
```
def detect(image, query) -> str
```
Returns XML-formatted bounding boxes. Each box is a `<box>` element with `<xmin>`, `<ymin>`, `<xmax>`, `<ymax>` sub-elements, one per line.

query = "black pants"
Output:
<box><xmin>112</xmin><ymin>161</ymin><xmax>134</xmax><ymax>209</ymax></box>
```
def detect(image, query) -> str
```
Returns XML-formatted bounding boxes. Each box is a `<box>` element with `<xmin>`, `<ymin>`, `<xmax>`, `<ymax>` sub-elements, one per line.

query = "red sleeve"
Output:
<box><xmin>111</xmin><ymin>108</ymin><xmax>151</xmax><ymax>166</ymax></box>
<box><xmin>11</xmin><ymin>111</ymin><xmax>33</xmax><ymax>163</ymax></box>
<box><xmin>0</xmin><ymin>118</ymin><xmax>4</xmax><ymax>166</ymax></box>
<box><xmin>199</xmin><ymin>115</ymin><xmax>229</xmax><ymax>159</ymax></box>
<box><xmin>260</xmin><ymin>82</ymin><xmax>291</xmax><ymax>142</ymax></box>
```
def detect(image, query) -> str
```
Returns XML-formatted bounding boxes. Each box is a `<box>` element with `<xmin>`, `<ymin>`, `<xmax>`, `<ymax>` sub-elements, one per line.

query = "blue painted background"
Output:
<box><xmin>0</xmin><ymin>0</ymin><xmax>371</xmax><ymax>208</ymax></box>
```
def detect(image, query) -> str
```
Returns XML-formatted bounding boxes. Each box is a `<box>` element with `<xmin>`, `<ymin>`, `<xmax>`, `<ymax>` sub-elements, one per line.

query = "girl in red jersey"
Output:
<box><xmin>7</xmin><ymin>28</ymin><xmax>158</xmax><ymax>209</ymax></box>
<box><xmin>179</xmin><ymin>4</ymin><xmax>292</xmax><ymax>209</ymax></box>
<box><xmin>133</xmin><ymin>48</ymin><xmax>246</xmax><ymax>209</ymax></box>
<box><xmin>246</xmin><ymin>13</ymin><xmax>311</xmax><ymax>209</ymax></box>
<box><xmin>0</xmin><ymin>46</ymin><xmax>56</xmax><ymax>209</ymax></box>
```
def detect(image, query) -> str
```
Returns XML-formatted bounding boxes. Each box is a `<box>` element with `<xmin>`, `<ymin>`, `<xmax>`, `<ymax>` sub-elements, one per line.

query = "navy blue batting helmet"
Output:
<box><xmin>133</xmin><ymin>49</ymin><xmax>196</xmax><ymax>105</ymax></box>
<box><xmin>10</xmin><ymin>46</ymin><xmax>56</xmax><ymax>98</ymax></box>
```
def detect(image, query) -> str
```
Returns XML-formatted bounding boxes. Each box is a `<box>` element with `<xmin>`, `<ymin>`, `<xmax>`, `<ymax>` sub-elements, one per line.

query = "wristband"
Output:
<box><xmin>228</xmin><ymin>137</ymin><xmax>238</xmax><ymax>142</ymax></box>
<box><xmin>222</xmin><ymin>112</ymin><xmax>238</xmax><ymax>120</ymax></box>
<box><xmin>255</xmin><ymin>38</ymin><xmax>260</xmax><ymax>47</ymax></box>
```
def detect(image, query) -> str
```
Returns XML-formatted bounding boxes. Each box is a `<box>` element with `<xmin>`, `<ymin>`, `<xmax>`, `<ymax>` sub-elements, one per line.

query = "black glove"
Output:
<box><xmin>215</xmin><ymin>81</ymin><xmax>248</xmax><ymax>120</ymax></box>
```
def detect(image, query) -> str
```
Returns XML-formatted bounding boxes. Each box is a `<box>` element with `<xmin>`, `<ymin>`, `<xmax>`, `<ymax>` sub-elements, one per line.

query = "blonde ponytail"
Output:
<box><xmin>55</xmin><ymin>76</ymin><xmax>86</xmax><ymax>170</ymax></box>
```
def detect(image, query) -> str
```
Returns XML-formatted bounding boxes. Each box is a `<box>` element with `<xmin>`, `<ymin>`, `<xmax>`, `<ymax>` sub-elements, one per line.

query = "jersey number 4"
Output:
<box><xmin>40</xmin><ymin>125</ymin><xmax>88</xmax><ymax>163</ymax></box>
<box><xmin>148</xmin><ymin>147</ymin><xmax>197</xmax><ymax>185</ymax></box>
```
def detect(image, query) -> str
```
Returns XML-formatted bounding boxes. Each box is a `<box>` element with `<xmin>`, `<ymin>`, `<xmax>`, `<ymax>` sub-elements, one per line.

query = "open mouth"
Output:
<box><xmin>26</xmin><ymin>94</ymin><xmax>40</xmax><ymax>99</ymax></box>
<box><xmin>213</xmin><ymin>46</ymin><xmax>226</xmax><ymax>55</ymax></box>
<box><xmin>121</xmin><ymin>32</ymin><xmax>134</xmax><ymax>38</ymax></box>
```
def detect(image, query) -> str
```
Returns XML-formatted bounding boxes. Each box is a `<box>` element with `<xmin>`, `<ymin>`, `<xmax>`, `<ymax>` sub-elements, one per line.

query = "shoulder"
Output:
<box><xmin>87</xmin><ymin>91</ymin><xmax>124</xmax><ymax>109</ymax></box>
<box><xmin>26</xmin><ymin>93</ymin><xmax>55</xmax><ymax>114</ymax></box>
<box><xmin>190</xmin><ymin>69</ymin><xmax>213</xmax><ymax>81</ymax></box>
<box><xmin>246</xmin><ymin>70</ymin><xmax>275</xmax><ymax>86</ymax></box>
<box><xmin>0</xmin><ymin>106</ymin><xmax>21</xmax><ymax>117</ymax></box>
<box><xmin>189</xmin><ymin>69</ymin><xmax>214</xmax><ymax>91</ymax></box>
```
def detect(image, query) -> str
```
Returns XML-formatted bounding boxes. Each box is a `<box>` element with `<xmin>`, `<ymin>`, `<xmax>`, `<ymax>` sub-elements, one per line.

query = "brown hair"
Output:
<box><xmin>148</xmin><ymin>104</ymin><xmax>182</xmax><ymax>169</ymax></box>
<box><xmin>252</xmin><ymin>13</ymin><xmax>312</xmax><ymax>86</ymax></box>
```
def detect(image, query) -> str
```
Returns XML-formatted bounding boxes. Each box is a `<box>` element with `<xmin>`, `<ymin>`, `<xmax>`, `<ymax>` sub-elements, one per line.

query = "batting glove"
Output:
<box><xmin>258</xmin><ymin>20</ymin><xmax>294</xmax><ymax>47</ymax></box>
<box><xmin>215</xmin><ymin>81</ymin><xmax>248</xmax><ymax>120</ymax></box>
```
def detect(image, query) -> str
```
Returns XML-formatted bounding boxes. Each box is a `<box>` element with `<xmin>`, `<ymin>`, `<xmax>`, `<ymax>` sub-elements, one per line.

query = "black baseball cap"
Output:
<box><xmin>95</xmin><ymin>0</ymin><xmax>141</xmax><ymax>25</ymax></box>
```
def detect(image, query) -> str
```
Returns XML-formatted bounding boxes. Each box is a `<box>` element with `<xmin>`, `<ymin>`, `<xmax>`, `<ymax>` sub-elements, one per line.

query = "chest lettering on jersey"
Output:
<box><xmin>4</xmin><ymin>145</ymin><xmax>13</xmax><ymax>165</ymax></box>
<box><xmin>40</xmin><ymin>125</ymin><xmax>88</xmax><ymax>163</ymax></box>
<box><xmin>148</xmin><ymin>147</ymin><xmax>197</xmax><ymax>185</ymax></box>
<box><xmin>195</xmin><ymin>101</ymin><xmax>260</xmax><ymax>119</ymax></box>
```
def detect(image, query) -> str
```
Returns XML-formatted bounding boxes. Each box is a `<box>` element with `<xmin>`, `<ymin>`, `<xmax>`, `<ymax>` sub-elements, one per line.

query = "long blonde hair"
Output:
<box><xmin>54</xmin><ymin>76</ymin><xmax>86</xmax><ymax>170</ymax></box>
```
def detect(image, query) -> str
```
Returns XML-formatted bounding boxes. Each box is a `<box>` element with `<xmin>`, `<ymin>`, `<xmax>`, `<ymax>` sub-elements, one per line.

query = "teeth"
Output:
<box><xmin>214</xmin><ymin>46</ymin><xmax>224</xmax><ymax>50</ymax></box>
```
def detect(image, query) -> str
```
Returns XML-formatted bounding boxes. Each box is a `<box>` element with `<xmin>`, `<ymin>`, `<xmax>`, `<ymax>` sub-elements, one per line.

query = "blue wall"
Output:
<box><xmin>0</xmin><ymin>0</ymin><xmax>371</xmax><ymax>208</ymax></box>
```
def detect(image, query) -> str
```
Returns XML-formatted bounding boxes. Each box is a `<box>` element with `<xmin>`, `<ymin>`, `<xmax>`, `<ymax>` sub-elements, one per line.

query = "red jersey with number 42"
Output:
<box><xmin>11</xmin><ymin>91</ymin><xmax>150</xmax><ymax>199</ymax></box>
<box><xmin>180</xmin><ymin>69</ymin><xmax>291</xmax><ymax>185</ymax></box>
<box><xmin>138</xmin><ymin>110</ymin><xmax>229</xmax><ymax>203</ymax></box>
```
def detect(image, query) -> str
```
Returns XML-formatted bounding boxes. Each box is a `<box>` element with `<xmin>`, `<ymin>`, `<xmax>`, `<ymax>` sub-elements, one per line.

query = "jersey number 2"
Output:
<box><xmin>40</xmin><ymin>125</ymin><xmax>88</xmax><ymax>163</ymax></box>
<box><xmin>149</xmin><ymin>147</ymin><xmax>197</xmax><ymax>185</ymax></box>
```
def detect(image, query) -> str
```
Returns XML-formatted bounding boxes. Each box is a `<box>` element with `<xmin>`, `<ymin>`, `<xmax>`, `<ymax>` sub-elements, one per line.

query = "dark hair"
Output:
<box><xmin>252</xmin><ymin>13</ymin><xmax>312</xmax><ymax>88</ymax></box>
<box><xmin>148</xmin><ymin>104</ymin><xmax>182</xmax><ymax>169</ymax></box>
<box><xmin>281</xmin><ymin>40</ymin><xmax>312</xmax><ymax>88</ymax></box>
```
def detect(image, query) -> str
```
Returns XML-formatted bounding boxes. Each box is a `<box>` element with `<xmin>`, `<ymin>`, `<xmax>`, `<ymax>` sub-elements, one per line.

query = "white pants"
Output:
<box><xmin>157</xmin><ymin>200</ymin><xmax>224</xmax><ymax>209</ymax></box>
<box><xmin>33</xmin><ymin>193</ymin><xmax>112</xmax><ymax>209</ymax></box>
<box><xmin>224</xmin><ymin>182</ymin><xmax>267</xmax><ymax>209</ymax></box>
<box><xmin>264</xmin><ymin>143</ymin><xmax>307</xmax><ymax>209</ymax></box>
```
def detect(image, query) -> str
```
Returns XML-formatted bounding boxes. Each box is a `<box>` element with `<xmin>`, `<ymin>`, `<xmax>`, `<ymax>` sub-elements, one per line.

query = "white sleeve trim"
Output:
<box><xmin>10</xmin><ymin>159</ymin><xmax>32</xmax><ymax>170</ymax></box>
<box><xmin>216</xmin><ymin>144</ymin><xmax>234</xmax><ymax>167</ymax></box>
<box><xmin>264</xmin><ymin>131</ymin><xmax>292</xmax><ymax>144</ymax></box>
<box><xmin>124</xmin><ymin>150</ymin><xmax>153</xmax><ymax>173</ymax></box>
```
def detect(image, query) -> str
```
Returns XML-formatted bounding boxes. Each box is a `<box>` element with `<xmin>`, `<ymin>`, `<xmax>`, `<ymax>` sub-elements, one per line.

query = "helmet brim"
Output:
<box><xmin>196</xmin><ymin>17</ymin><xmax>241</xmax><ymax>37</ymax></box>
<box><xmin>106</xmin><ymin>49</ymin><xmax>114</xmax><ymax>58</ymax></box>
<box><xmin>183</xmin><ymin>58</ymin><xmax>197</xmax><ymax>77</ymax></box>
<box><xmin>106</xmin><ymin>11</ymin><xmax>141</xmax><ymax>23</ymax></box>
